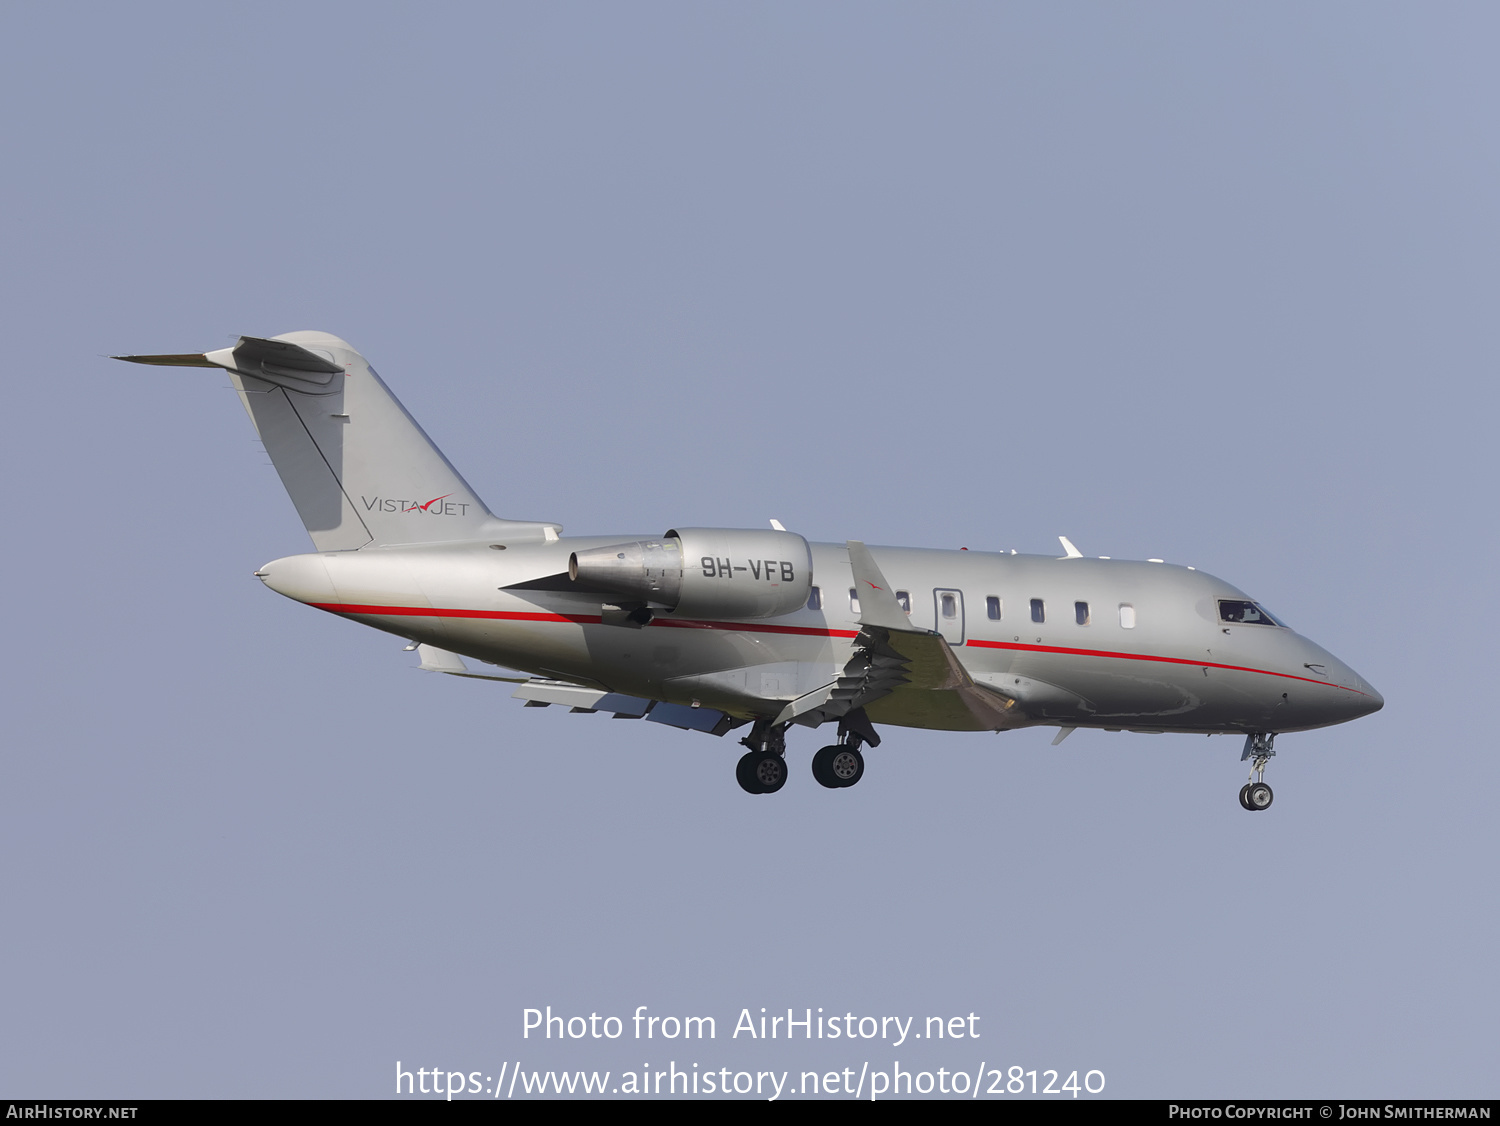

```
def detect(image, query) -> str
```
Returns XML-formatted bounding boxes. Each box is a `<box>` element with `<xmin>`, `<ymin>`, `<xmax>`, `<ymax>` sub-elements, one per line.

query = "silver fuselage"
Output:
<box><xmin>258</xmin><ymin>537</ymin><xmax>1382</xmax><ymax>737</ymax></box>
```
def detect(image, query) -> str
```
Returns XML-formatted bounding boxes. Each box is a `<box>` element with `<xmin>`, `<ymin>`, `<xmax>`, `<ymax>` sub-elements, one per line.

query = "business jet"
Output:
<box><xmin>117</xmin><ymin>332</ymin><xmax>1382</xmax><ymax>807</ymax></box>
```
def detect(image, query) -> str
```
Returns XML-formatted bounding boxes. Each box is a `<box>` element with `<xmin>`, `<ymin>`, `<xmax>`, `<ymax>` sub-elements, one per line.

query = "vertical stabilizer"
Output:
<box><xmin>118</xmin><ymin>332</ymin><xmax>559</xmax><ymax>550</ymax></box>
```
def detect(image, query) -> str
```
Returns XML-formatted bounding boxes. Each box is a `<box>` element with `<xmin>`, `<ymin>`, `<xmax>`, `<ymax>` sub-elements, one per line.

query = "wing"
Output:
<box><xmin>414</xmin><ymin>645</ymin><xmax>744</xmax><ymax>737</ymax></box>
<box><xmin>509</xmin><ymin>677</ymin><xmax>742</xmax><ymax>735</ymax></box>
<box><xmin>775</xmin><ymin>541</ymin><xmax>1024</xmax><ymax>732</ymax></box>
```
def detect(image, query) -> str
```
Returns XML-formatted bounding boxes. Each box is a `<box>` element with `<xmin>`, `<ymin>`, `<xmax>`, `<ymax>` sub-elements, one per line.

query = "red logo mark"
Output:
<box><xmin>416</xmin><ymin>494</ymin><xmax>452</xmax><ymax>512</ymax></box>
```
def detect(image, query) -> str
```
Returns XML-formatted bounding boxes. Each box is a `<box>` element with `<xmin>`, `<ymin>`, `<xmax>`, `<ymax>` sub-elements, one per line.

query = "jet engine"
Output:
<box><xmin>569</xmin><ymin>527</ymin><xmax>813</xmax><ymax>619</ymax></box>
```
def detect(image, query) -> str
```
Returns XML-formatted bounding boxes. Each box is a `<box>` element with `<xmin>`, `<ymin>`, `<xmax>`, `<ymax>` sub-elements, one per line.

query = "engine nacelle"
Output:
<box><xmin>569</xmin><ymin>527</ymin><xmax>813</xmax><ymax>619</ymax></box>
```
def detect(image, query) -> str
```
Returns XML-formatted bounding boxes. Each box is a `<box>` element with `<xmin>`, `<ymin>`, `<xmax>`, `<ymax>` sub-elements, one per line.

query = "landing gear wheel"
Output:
<box><xmin>737</xmin><ymin>750</ymin><xmax>786</xmax><ymax>794</ymax></box>
<box><xmin>827</xmin><ymin>746</ymin><xmax>864</xmax><ymax>788</ymax></box>
<box><xmin>812</xmin><ymin>746</ymin><xmax>843</xmax><ymax>789</ymax></box>
<box><xmin>736</xmin><ymin>751</ymin><xmax>764</xmax><ymax>794</ymax></box>
<box><xmin>1238</xmin><ymin>784</ymin><xmax>1254</xmax><ymax>811</ymax></box>
<box><xmin>812</xmin><ymin>746</ymin><xmax>864</xmax><ymax>788</ymax></box>
<box><xmin>1245</xmin><ymin>781</ymin><xmax>1273</xmax><ymax>811</ymax></box>
<box><xmin>754</xmin><ymin>752</ymin><xmax>788</xmax><ymax>793</ymax></box>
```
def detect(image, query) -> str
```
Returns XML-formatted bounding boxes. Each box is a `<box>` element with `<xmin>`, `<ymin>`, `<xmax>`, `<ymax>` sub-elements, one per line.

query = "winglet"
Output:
<box><xmin>1058</xmin><ymin>535</ymin><xmax>1083</xmax><ymax>559</ymax></box>
<box><xmin>846</xmin><ymin>541</ymin><xmax>918</xmax><ymax>631</ymax></box>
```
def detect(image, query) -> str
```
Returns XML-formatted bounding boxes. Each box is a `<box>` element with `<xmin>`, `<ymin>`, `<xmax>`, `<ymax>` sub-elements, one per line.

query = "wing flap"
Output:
<box><xmin>772</xmin><ymin>541</ymin><xmax>1026</xmax><ymax>731</ymax></box>
<box><xmin>511</xmin><ymin>679</ymin><xmax>653</xmax><ymax>715</ymax></box>
<box><xmin>509</xmin><ymin>679</ymin><xmax>741</xmax><ymax>736</ymax></box>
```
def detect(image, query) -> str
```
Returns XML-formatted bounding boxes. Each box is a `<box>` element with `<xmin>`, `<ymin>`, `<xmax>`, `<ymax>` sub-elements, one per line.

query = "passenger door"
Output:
<box><xmin>933</xmin><ymin>588</ymin><xmax>965</xmax><ymax>645</ymax></box>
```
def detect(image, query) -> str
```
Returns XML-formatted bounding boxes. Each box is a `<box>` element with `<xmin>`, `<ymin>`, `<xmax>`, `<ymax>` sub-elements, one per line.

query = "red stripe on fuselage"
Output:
<box><xmin>307</xmin><ymin>602</ymin><xmax>862</xmax><ymax>639</ymax></box>
<box><xmin>306</xmin><ymin>603</ymin><xmax>1362</xmax><ymax>694</ymax></box>
<box><xmin>964</xmin><ymin>637</ymin><xmax>1367</xmax><ymax>694</ymax></box>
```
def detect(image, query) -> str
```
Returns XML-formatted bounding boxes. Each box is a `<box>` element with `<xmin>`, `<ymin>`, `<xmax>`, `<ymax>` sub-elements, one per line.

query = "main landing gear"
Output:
<box><xmin>735</xmin><ymin>710</ymin><xmax>880</xmax><ymax>794</ymax></box>
<box><xmin>1238</xmin><ymin>732</ymin><xmax>1276</xmax><ymax>812</ymax></box>
<box><xmin>736</xmin><ymin>721</ymin><xmax>788</xmax><ymax>795</ymax></box>
<box><xmin>811</xmin><ymin>709</ymin><xmax>879</xmax><ymax>791</ymax></box>
<box><xmin>812</xmin><ymin>734</ymin><xmax>868</xmax><ymax>790</ymax></box>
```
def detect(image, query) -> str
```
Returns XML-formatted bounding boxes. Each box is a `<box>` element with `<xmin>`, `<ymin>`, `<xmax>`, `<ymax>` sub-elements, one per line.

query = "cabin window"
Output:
<box><xmin>806</xmin><ymin>586</ymin><xmax>822</xmax><ymax>611</ymax></box>
<box><xmin>940</xmin><ymin>593</ymin><xmax>958</xmax><ymax>620</ymax></box>
<box><xmin>1075</xmin><ymin>601</ymin><xmax>1090</xmax><ymax>626</ymax></box>
<box><xmin>849</xmin><ymin>588</ymin><xmax>861</xmax><ymax>615</ymax></box>
<box><xmin>986</xmin><ymin>596</ymin><xmax>1002</xmax><ymax>620</ymax></box>
<box><xmin>1217</xmin><ymin>600</ymin><xmax>1282</xmax><ymax>627</ymax></box>
<box><xmin>1118</xmin><ymin>603</ymin><xmax>1136</xmax><ymax>629</ymax></box>
<box><xmin>1030</xmin><ymin>598</ymin><xmax>1045</xmax><ymax>624</ymax></box>
<box><xmin>895</xmin><ymin>590</ymin><xmax>911</xmax><ymax>613</ymax></box>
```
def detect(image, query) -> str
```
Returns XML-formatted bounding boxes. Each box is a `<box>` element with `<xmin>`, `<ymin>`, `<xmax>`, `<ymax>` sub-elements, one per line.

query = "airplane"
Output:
<box><xmin>116</xmin><ymin>331</ymin><xmax>1383</xmax><ymax>808</ymax></box>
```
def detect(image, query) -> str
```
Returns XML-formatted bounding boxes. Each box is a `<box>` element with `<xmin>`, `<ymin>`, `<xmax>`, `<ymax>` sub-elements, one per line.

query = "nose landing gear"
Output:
<box><xmin>1238</xmin><ymin>732</ymin><xmax>1276</xmax><ymax>811</ymax></box>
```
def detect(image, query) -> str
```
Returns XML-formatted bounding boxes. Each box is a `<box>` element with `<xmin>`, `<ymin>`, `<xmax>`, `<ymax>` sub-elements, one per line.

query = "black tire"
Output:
<box><xmin>830</xmin><ymin>747</ymin><xmax>864</xmax><ymax>788</ymax></box>
<box><xmin>1246</xmin><ymin>781</ymin><xmax>1274</xmax><ymax>811</ymax></box>
<box><xmin>736</xmin><ymin>751</ymin><xmax>766</xmax><ymax>794</ymax></box>
<box><xmin>1238</xmin><ymin>784</ymin><xmax>1254</xmax><ymax>811</ymax></box>
<box><xmin>753</xmin><ymin>752</ymin><xmax>788</xmax><ymax>793</ymax></box>
<box><xmin>812</xmin><ymin>745</ymin><xmax>843</xmax><ymax>789</ymax></box>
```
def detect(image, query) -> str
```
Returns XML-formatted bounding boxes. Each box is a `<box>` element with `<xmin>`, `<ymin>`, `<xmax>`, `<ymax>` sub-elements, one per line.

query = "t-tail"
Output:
<box><xmin>116</xmin><ymin>331</ymin><xmax>559</xmax><ymax>549</ymax></box>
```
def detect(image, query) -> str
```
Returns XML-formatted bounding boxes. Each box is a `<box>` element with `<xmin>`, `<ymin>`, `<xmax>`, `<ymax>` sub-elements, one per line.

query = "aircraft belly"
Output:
<box><xmin>438</xmin><ymin>617</ymin><xmax>596</xmax><ymax>680</ymax></box>
<box><xmin>577</xmin><ymin>623</ymin><xmax>745</xmax><ymax>699</ymax></box>
<box><xmin>1059</xmin><ymin>668</ymin><xmax>1203</xmax><ymax>719</ymax></box>
<box><xmin>863</xmin><ymin>691</ymin><xmax>996</xmax><ymax>732</ymax></box>
<box><xmin>664</xmin><ymin>659</ymin><xmax>843</xmax><ymax>718</ymax></box>
<box><xmin>472</xmin><ymin>619</ymin><xmax>845</xmax><ymax>708</ymax></box>
<box><xmin>964</xmin><ymin>650</ymin><xmax>1251</xmax><ymax>728</ymax></box>
<box><xmin>1189</xmin><ymin>668</ymin><xmax>1291</xmax><ymax>731</ymax></box>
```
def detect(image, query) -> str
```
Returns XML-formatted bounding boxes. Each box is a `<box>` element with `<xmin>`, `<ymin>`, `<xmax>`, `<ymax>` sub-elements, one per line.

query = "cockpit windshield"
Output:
<box><xmin>1217</xmin><ymin>600</ymin><xmax>1283</xmax><ymax>627</ymax></box>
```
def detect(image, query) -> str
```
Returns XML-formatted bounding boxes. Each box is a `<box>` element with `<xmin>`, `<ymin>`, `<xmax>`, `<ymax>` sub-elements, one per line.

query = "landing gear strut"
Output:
<box><xmin>736</xmin><ymin>720</ymin><xmax>788</xmax><ymax>795</ymax></box>
<box><xmin>1239</xmin><ymin>732</ymin><xmax>1276</xmax><ymax>811</ymax></box>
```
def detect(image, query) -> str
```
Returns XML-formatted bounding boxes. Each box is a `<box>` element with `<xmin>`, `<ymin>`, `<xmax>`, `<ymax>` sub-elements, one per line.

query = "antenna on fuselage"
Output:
<box><xmin>1058</xmin><ymin>535</ymin><xmax>1083</xmax><ymax>559</ymax></box>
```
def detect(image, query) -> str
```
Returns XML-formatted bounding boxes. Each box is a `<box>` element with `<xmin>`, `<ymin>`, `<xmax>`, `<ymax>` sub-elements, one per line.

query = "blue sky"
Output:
<box><xmin>1</xmin><ymin>2</ymin><xmax>1495</xmax><ymax>1098</ymax></box>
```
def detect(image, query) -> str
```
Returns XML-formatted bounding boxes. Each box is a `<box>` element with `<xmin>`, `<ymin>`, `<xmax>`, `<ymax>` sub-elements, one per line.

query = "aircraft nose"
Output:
<box><xmin>1325</xmin><ymin>658</ymin><xmax>1383</xmax><ymax>721</ymax></box>
<box><xmin>1295</xmin><ymin>636</ymin><xmax>1383</xmax><ymax>725</ymax></box>
<box><xmin>1347</xmin><ymin>676</ymin><xmax>1384</xmax><ymax>718</ymax></box>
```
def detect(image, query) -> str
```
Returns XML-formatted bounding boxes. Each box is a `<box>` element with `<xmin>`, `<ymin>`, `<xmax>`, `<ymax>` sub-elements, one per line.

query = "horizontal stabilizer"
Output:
<box><xmin>112</xmin><ymin>353</ymin><xmax>219</xmax><ymax>367</ymax></box>
<box><xmin>115</xmin><ymin>336</ymin><xmax>344</xmax><ymax>382</ymax></box>
<box><xmin>210</xmin><ymin>335</ymin><xmax>344</xmax><ymax>375</ymax></box>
